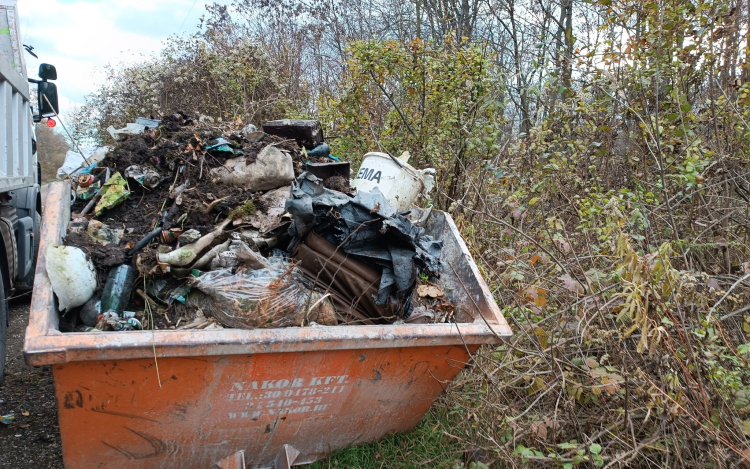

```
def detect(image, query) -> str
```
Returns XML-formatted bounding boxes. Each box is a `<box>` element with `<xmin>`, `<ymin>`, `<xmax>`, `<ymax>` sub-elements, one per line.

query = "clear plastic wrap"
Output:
<box><xmin>188</xmin><ymin>258</ymin><xmax>337</xmax><ymax>329</ymax></box>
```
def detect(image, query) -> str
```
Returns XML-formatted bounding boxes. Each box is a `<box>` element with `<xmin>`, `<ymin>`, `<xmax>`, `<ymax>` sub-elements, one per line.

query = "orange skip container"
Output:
<box><xmin>25</xmin><ymin>181</ymin><xmax>511</xmax><ymax>468</ymax></box>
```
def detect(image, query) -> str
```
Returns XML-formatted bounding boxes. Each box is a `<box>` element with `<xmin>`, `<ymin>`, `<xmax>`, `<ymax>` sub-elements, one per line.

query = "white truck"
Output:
<box><xmin>0</xmin><ymin>0</ymin><xmax>59</xmax><ymax>381</ymax></box>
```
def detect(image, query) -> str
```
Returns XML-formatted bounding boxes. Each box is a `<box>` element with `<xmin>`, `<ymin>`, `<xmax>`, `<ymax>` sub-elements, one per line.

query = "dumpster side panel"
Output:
<box><xmin>53</xmin><ymin>344</ymin><xmax>476</xmax><ymax>468</ymax></box>
<box><xmin>31</xmin><ymin>181</ymin><xmax>510</xmax><ymax>468</ymax></box>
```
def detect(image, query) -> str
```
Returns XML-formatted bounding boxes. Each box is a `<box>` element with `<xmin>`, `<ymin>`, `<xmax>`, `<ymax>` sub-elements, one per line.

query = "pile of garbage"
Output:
<box><xmin>47</xmin><ymin>114</ymin><xmax>451</xmax><ymax>333</ymax></box>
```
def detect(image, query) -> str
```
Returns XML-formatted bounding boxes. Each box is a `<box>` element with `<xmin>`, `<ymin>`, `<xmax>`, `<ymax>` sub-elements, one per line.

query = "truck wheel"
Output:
<box><xmin>17</xmin><ymin>211</ymin><xmax>40</xmax><ymax>290</ymax></box>
<box><xmin>0</xmin><ymin>268</ymin><xmax>7</xmax><ymax>385</ymax></box>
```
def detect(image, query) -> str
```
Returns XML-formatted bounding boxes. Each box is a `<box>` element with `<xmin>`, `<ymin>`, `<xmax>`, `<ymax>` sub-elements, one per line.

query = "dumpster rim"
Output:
<box><xmin>25</xmin><ymin>181</ymin><xmax>512</xmax><ymax>366</ymax></box>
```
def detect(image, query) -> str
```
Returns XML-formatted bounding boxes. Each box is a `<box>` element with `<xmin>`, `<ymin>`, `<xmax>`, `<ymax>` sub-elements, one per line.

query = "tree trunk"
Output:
<box><xmin>561</xmin><ymin>0</ymin><xmax>573</xmax><ymax>90</ymax></box>
<box><xmin>416</xmin><ymin>0</ymin><xmax>422</xmax><ymax>39</ymax></box>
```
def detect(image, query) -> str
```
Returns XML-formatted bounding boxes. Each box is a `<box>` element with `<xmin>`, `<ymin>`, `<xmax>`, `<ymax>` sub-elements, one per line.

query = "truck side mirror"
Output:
<box><xmin>38</xmin><ymin>81</ymin><xmax>59</xmax><ymax>117</ymax></box>
<box><xmin>39</xmin><ymin>63</ymin><xmax>57</xmax><ymax>81</ymax></box>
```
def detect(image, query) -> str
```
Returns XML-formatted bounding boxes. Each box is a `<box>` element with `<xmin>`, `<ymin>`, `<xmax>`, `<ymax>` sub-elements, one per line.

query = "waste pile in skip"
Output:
<box><xmin>48</xmin><ymin>114</ymin><xmax>454</xmax><ymax>333</ymax></box>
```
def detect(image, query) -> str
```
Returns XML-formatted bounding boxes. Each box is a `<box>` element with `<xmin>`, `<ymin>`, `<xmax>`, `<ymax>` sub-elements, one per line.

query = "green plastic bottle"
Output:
<box><xmin>100</xmin><ymin>265</ymin><xmax>137</xmax><ymax>317</ymax></box>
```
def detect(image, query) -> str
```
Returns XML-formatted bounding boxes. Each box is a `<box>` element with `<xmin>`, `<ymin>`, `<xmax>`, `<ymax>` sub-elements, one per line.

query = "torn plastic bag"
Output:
<box><xmin>95</xmin><ymin>172</ymin><xmax>130</xmax><ymax>216</ymax></box>
<box><xmin>57</xmin><ymin>147</ymin><xmax>109</xmax><ymax>178</ymax></box>
<box><xmin>233</xmin><ymin>186</ymin><xmax>289</xmax><ymax>233</ymax></box>
<box><xmin>284</xmin><ymin>172</ymin><xmax>350</xmax><ymax>236</ymax></box>
<box><xmin>135</xmin><ymin>117</ymin><xmax>161</xmax><ymax>129</ymax></box>
<box><xmin>107</xmin><ymin>122</ymin><xmax>146</xmax><ymax>141</ymax></box>
<box><xmin>45</xmin><ymin>244</ymin><xmax>97</xmax><ymax>311</ymax></box>
<box><xmin>147</xmin><ymin>278</ymin><xmax>191</xmax><ymax>305</ymax></box>
<box><xmin>207</xmin><ymin>137</ymin><xmax>243</xmax><ymax>156</ymax></box>
<box><xmin>86</xmin><ymin>219</ymin><xmax>124</xmax><ymax>245</ymax></box>
<box><xmin>188</xmin><ymin>258</ymin><xmax>337</xmax><ymax>329</ymax></box>
<box><xmin>227</xmin><ymin>233</ymin><xmax>270</xmax><ymax>270</ymax></box>
<box><xmin>285</xmin><ymin>172</ymin><xmax>442</xmax><ymax>311</ymax></box>
<box><xmin>210</xmin><ymin>251</ymin><xmax>239</xmax><ymax>270</ymax></box>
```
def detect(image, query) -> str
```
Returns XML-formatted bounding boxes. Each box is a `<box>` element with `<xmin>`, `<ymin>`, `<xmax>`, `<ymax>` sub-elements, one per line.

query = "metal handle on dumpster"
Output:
<box><xmin>274</xmin><ymin>444</ymin><xmax>300</xmax><ymax>469</ymax></box>
<box><xmin>214</xmin><ymin>445</ymin><xmax>299</xmax><ymax>469</ymax></box>
<box><xmin>214</xmin><ymin>450</ymin><xmax>245</xmax><ymax>469</ymax></box>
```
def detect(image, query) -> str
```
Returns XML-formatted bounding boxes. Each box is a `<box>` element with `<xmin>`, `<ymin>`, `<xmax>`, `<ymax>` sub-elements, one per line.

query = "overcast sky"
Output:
<box><xmin>17</xmin><ymin>0</ymin><xmax>232</xmax><ymax>116</ymax></box>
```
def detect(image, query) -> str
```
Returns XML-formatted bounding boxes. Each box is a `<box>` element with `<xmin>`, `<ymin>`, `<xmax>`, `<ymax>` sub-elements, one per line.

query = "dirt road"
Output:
<box><xmin>0</xmin><ymin>183</ymin><xmax>62</xmax><ymax>467</ymax></box>
<box><xmin>0</xmin><ymin>297</ymin><xmax>63</xmax><ymax>468</ymax></box>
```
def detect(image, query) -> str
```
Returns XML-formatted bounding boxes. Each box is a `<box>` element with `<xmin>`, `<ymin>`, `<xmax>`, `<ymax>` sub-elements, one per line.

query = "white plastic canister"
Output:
<box><xmin>351</xmin><ymin>152</ymin><xmax>429</xmax><ymax>211</ymax></box>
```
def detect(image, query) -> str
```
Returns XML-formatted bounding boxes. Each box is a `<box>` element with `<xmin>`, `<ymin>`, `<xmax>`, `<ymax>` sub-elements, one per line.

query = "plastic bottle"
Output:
<box><xmin>100</xmin><ymin>265</ymin><xmax>137</xmax><ymax>317</ymax></box>
<box><xmin>306</xmin><ymin>142</ymin><xmax>331</xmax><ymax>158</ymax></box>
<box><xmin>79</xmin><ymin>296</ymin><xmax>101</xmax><ymax>326</ymax></box>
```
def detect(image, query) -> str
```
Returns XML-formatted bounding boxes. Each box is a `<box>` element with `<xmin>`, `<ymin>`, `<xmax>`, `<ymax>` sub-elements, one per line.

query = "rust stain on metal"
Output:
<box><xmin>63</xmin><ymin>390</ymin><xmax>83</xmax><ymax>409</ymax></box>
<box><xmin>101</xmin><ymin>427</ymin><xmax>178</xmax><ymax>460</ymax></box>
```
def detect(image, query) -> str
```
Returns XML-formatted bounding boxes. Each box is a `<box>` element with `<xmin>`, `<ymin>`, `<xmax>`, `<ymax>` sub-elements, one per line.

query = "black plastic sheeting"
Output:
<box><xmin>286</xmin><ymin>172</ymin><xmax>443</xmax><ymax>313</ymax></box>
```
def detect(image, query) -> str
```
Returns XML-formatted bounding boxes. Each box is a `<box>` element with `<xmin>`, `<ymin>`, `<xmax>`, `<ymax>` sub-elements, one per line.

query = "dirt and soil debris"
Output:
<box><xmin>0</xmin><ymin>299</ymin><xmax>64</xmax><ymax>469</ymax></box>
<box><xmin>54</xmin><ymin>113</ymin><xmax>452</xmax><ymax>334</ymax></box>
<box><xmin>323</xmin><ymin>174</ymin><xmax>350</xmax><ymax>192</ymax></box>
<box><xmin>408</xmin><ymin>280</ymin><xmax>455</xmax><ymax>324</ymax></box>
<box><xmin>63</xmin><ymin>232</ymin><xmax>127</xmax><ymax>289</ymax></box>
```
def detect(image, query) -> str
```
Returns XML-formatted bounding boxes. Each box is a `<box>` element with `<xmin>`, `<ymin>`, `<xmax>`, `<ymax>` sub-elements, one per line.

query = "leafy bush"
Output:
<box><xmin>319</xmin><ymin>38</ymin><xmax>505</xmax><ymax>207</ymax></box>
<box><xmin>71</xmin><ymin>33</ymin><xmax>299</xmax><ymax>145</ymax></box>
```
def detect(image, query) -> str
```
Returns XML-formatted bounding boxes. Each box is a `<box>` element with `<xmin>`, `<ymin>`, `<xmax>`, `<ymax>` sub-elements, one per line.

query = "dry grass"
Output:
<box><xmin>36</xmin><ymin>124</ymin><xmax>70</xmax><ymax>184</ymax></box>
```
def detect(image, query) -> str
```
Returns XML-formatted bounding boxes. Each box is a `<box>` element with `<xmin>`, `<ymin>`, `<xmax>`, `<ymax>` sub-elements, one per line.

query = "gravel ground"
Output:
<box><xmin>0</xmin><ymin>296</ymin><xmax>64</xmax><ymax>468</ymax></box>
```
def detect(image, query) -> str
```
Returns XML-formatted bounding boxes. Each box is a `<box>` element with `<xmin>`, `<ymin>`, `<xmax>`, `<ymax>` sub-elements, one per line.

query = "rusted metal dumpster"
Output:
<box><xmin>25</xmin><ymin>181</ymin><xmax>512</xmax><ymax>469</ymax></box>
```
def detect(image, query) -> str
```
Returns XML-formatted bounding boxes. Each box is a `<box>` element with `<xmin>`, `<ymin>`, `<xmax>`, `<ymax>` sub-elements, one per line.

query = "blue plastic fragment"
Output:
<box><xmin>306</xmin><ymin>142</ymin><xmax>331</xmax><ymax>158</ymax></box>
<box><xmin>79</xmin><ymin>163</ymin><xmax>99</xmax><ymax>175</ymax></box>
<box><xmin>207</xmin><ymin>138</ymin><xmax>244</xmax><ymax>156</ymax></box>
